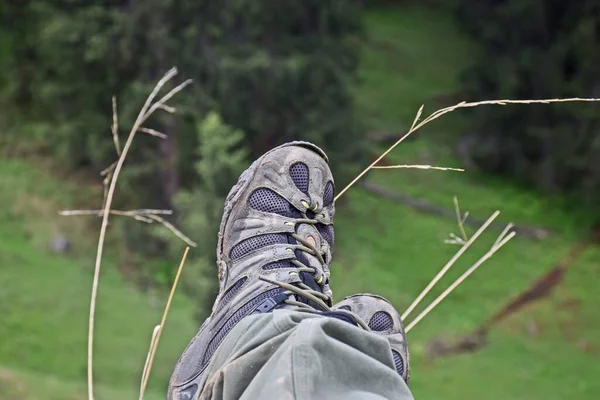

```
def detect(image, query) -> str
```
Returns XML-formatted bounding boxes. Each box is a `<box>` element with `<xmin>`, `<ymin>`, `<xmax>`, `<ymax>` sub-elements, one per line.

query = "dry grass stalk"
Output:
<box><xmin>333</xmin><ymin>97</ymin><xmax>600</xmax><ymax>336</ymax></box>
<box><xmin>157</xmin><ymin>104</ymin><xmax>176</xmax><ymax>113</ymax></box>
<box><xmin>71</xmin><ymin>67</ymin><xmax>192</xmax><ymax>400</ymax></box>
<box><xmin>140</xmin><ymin>325</ymin><xmax>161</xmax><ymax>394</ymax></box>
<box><xmin>112</xmin><ymin>96</ymin><xmax>121</xmax><ymax>157</ymax></box>
<box><xmin>139</xmin><ymin>127</ymin><xmax>168</xmax><ymax>139</ymax></box>
<box><xmin>372</xmin><ymin>164</ymin><xmax>464</xmax><ymax>172</ymax></box>
<box><xmin>144</xmin><ymin>214</ymin><xmax>196</xmax><ymax>247</ymax></box>
<box><xmin>444</xmin><ymin>196</ymin><xmax>469</xmax><ymax>245</ymax></box>
<box><xmin>454</xmin><ymin>196</ymin><xmax>469</xmax><ymax>242</ymax></box>
<box><xmin>60</xmin><ymin>209</ymin><xmax>173</xmax><ymax>216</ymax></box>
<box><xmin>401</xmin><ymin>211</ymin><xmax>501</xmax><ymax>321</ymax></box>
<box><xmin>405</xmin><ymin>229</ymin><xmax>516</xmax><ymax>333</ymax></box>
<box><xmin>139</xmin><ymin>247</ymin><xmax>190</xmax><ymax>400</ymax></box>
<box><xmin>59</xmin><ymin>209</ymin><xmax>197</xmax><ymax>247</ymax></box>
<box><xmin>335</xmin><ymin>97</ymin><xmax>600</xmax><ymax>202</ymax></box>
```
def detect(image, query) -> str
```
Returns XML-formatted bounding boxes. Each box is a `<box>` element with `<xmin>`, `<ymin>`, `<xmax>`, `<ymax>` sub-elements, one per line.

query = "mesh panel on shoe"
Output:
<box><xmin>230</xmin><ymin>234</ymin><xmax>288</xmax><ymax>259</ymax></box>
<box><xmin>219</xmin><ymin>277</ymin><xmax>248</xmax><ymax>306</ymax></box>
<box><xmin>369</xmin><ymin>311</ymin><xmax>393</xmax><ymax>331</ymax></box>
<box><xmin>263</xmin><ymin>260</ymin><xmax>293</xmax><ymax>270</ymax></box>
<box><xmin>323</xmin><ymin>181</ymin><xmax>334</xmax><ymax>206</ymax></box>
<box><xmin>318</xmin><ymin>224</ymin><xmax>334</xmax><ymax>246</ymax></box>
<box><xmin>392</xmin><ymin>350</ymin><xmax>405</xmax><ymax>376</ymax></box>
<box><xmin>249</xmin><ymin>188</ymin><xmax>295</xmax><ymax>217</ymax></box>
<box><xmin>290</xmin><ymin>162</ymin><xmax>309</xmax><ymax>194</ymax></box>
<box><xmin>202</xmin><ymin>288</ymin><xmax>284</xmax><ymax>367</ymax></box>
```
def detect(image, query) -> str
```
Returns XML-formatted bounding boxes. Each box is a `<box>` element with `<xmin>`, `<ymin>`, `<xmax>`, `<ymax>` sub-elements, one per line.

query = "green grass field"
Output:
<box><xmin>0</xmin><ymin>159</ymin><xmax>197</xmax><ymax>398</ymax></box>
<box><xmin>336</xmin><ymin>4</ymin><xmax>600</xmax><ymax>399</ymax></box>
<box><xmin>1</xmin><ymin>3</ymin><xmax>599</xmax><ymax>399</ymax></box>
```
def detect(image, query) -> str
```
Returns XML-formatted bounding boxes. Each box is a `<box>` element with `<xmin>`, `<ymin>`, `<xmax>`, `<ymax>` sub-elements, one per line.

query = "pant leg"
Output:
<box><xmin>198</xmin><ymin>309</ymin><xmax>414</xmax><ymax>400</ymax></box>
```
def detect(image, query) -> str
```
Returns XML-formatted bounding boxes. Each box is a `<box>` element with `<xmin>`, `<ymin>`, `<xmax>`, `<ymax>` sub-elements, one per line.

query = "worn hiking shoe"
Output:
<box><xmin>332</xmin><ymin>294</ymin><xmax>410</xmax><ymax>383</ymax></box>
<box><xmin>168</xmin><ymin>141</ymin><xmax>336</xmax><ymax>400</ymax></box>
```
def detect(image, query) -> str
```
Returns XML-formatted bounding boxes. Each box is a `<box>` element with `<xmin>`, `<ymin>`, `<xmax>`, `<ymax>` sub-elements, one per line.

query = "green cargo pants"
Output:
<box><xmin>197</xmin><ymin>309</ymin><xmax>414</xmax><ymax>399</ymax></box>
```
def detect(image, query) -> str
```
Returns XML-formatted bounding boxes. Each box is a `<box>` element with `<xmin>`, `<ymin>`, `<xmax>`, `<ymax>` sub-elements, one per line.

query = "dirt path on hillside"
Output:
<box><xmin>363</xmin><ymin>181</ymin><xmax>551</xmax><ymax>240</ymax></box>
<box><xmin>423</xmin><ymin>224</ymin><xmax>600</xmax><ymax>358</ymax></box>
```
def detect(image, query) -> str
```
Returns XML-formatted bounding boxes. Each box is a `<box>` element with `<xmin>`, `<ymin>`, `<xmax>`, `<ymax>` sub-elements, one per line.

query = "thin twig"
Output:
<box><xmin>140</xmin><ymin>325</ymin><xmax>161</xmax><ymax>394</ymax></box>
<box><xmin>418</xmin><ymin>98</ymin><xmax>600</xmax><ymax>128</ymax></box>
<box><xmin>453</xmin><ymin>196</ymin><xmax>468</xmax><ymax>242</ymax></box>
<box><xmin>100</xmin><ymin>162</ymin><xmax>117</xmax><ymax>177</ymax></box>
<box><xmin>59</xmin><ymin>208</ymin><xmax>196</xmax><ymax>247</ymax></box>
<box><xmin>494</xmin><ymin>223</ymin><xmax>515</xmax><ymax>248</ymax></box>
<box><xmin>60</xmin><ymin>209</ymin><xmax>173</xmax><ymax>216</ymax></box>
<box><xmin>462</xmin><ymin>212</ymin><xmax>470</xmax><ymax>225</ymax></box>
<box><xmin>147</xmin><ymin>214</ymin><xmax>197</xmax><ymax>247</ymax></box>
<box><xmin>142</xmin><ymin>79</ymin><xmax>193</xmax><ymax>123</ymax></box>
<box><xmin>86</xmin><ymin>67</ymin><xmax>188</xmax><ymax>400</ymax></box>
<box><xmin>405</xmin><ymin>231</ymin><xmax>516</xmax><ymax>333</ymax></box>
<box><xmin>157</xmin><ymin>104</ymin><xmax>176</xmax><ymax>113</ymax></box>
<box><xmin>372</xmin><ymin>165</ymin><xmax>464</xmax><ymax>172</ymax></box>
<box><xmin>401</xmin><ymin>211</ymin><xmax>501</xmax><ymax>321</ymax></box>
<box><xmin>444</xmin><ymin>233</ymin><xmax>466</xmax><ymax>246</ymax></box>
<box><xmin>141</xmin><ymin>68</ymin><xmax>179</xmax><ymax>121</ymax></box>
<box><xmin>139</xmin><ymin>127</ymin><xmax>168</xmax><ymax>139</ymax></box>
<box><xmin>409</xmin><ymin>104</ymin><xmax>424</xmax><ymax>132</ymax></box>
<box><xmin>335</xmin><ymin>97</ymin><xmax>600</xmax><ymax>202</ymax></box>
<box><xmin>134</xmin><ymin>215</ymin><xmax>155</xmax><ymax>223</ymax></box>
<box><xmin>139</xmin><ymin>247</ymin><xmax>190</xmax><ymax>400</ymax></box>
<box><xmin>100</xmin><ymin>163</ymin><xmax>117</xmax><ymax>210</ymax></box>
<box><xmin>112</xmin><ymin>96</ymin><xmax>121</xmax><ymax>156</ymax></box>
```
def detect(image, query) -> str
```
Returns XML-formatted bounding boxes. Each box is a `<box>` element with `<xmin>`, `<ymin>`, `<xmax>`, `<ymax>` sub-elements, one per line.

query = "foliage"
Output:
<box><xmin>3</xmin><ymin>5</ymin><xmax>600</xmax><ymax>400</ymax></box>
<box><xmin>196</xmin><ymin>0</ymin><xmax>366</xmax><ymax>184</ymax></box>
<box><xmin>455</xmin><ymin>0</ymin><xmax>600</xmax><ymax>213</ymax></box>
<box><xmin>1</xmin><ymin>1</ymin><xmax>365</xmax><ymax>285</ymax></box>
<box><xmin>0</xmin><ymin>0</ymin><xmax>364</xmax><ymax>203</ymax></box>
<box><xmin>154</xmin><ymin>112</ymin><xmax>248</xmax><ymax>316</ymax></box>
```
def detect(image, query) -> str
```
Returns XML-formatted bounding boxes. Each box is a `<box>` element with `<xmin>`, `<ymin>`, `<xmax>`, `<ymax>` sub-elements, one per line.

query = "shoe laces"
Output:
<box><xmin>258</xmin><ymin>211</ymin><xmax>370</xmax><ymax>331</ymax></box>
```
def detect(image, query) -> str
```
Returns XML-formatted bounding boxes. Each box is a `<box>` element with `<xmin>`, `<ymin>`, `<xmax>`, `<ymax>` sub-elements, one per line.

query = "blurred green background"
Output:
<box><xmin>2</xmin><ymin>1</ymin><xmax>600</xmax><ymax>399</ymax></box>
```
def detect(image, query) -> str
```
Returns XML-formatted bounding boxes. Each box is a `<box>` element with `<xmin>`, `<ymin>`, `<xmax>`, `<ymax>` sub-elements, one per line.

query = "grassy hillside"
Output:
<box><xmin>0</xmin><ymin>158</ymin><xmax>198</xmax><ymax>399</ymax></box>
<box><xmin>333</xmin><ymin>4</ymin><xmax>600</xmax><ymax>400</ymax></box>
<box><xmin>1</xmin><ymin>3</ymin><xmax>599</xmax><ymax>400</ymax></box>
<box><xmin>354</xmin><ymin>4</ymin><xmax>476</xmax><ymax>133</ymax></box>
<box><xmin>333</xmin><ymin>142</ymin><xmax>600</xmax><ymax>399</ymax></box>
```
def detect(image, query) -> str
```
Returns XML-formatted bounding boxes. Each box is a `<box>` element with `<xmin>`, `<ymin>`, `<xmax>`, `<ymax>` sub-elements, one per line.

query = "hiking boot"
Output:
<box><xmin>332</xmin><ymin>294</ymin><xmax>410</xmax><ymax>383</ymax></box>
<box><xmin>168</xmin><ymin>141</ymin><xmax>336</xmax><ymax>400</ymax></box>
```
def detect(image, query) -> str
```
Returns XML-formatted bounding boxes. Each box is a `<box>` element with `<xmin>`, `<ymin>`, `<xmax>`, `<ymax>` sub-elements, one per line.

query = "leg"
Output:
<box><xmin>168</xmin><ymin>142</ymin><xmax>412</xmax><ymax>400</ymax></box>
<box><xmin>198</xmin><ymin>310</ymin><xmax>413</xmax><ymax>400</ymax></box>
